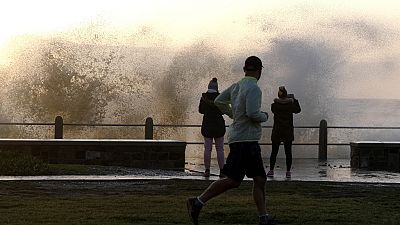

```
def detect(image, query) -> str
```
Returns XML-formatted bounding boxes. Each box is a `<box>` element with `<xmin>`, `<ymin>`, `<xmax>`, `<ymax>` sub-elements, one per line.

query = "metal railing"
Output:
<box><xmin>2</xmin><ymin>116</ymin><xmax>400</xmax><ymax>160</ymax></box>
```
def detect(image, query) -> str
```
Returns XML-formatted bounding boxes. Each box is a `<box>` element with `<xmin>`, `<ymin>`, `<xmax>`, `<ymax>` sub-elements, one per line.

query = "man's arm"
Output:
<box><xmin>246</xmin><ymin>86</ymin><xmax>268</xmax><ymax>122</ymax></box>
<box><xmin>214</xmin><ymin>85</ymin><xmax>233</xmax><ymax>118</ymax></box>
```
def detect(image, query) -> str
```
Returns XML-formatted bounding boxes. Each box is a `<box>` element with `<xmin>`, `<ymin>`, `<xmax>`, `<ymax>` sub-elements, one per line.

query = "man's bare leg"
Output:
<box><xmin>253</xmin><ymin>176</ymin><xmax>267</xmax><ymax>214</ymax></box>
<box><xmin>198</xmin><ymin>177</ymin><xmax>241</xmax><ymax>203</ymax></box>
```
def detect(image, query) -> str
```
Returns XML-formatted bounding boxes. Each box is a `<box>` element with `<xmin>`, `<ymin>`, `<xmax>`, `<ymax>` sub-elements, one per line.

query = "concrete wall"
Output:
<box><xmin>0</xmin><ymin>139</ymin><xmax>186</xmax><ymax>171</ymax></box>
<box><xmin>350</xmin><ymin>141</ymin><xmax>400</xmax><ymax>172</ymax></box>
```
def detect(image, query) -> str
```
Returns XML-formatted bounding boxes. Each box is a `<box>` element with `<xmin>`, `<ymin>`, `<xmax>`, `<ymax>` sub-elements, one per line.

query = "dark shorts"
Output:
<box><xmin>222</xmin><ymin>142</ymin><xmax>266</xmax><ymax>182</ymax></box>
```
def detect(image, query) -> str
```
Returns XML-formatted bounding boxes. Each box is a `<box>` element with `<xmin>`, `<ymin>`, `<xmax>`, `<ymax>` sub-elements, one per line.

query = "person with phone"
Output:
<box><xmin>267</xmin><ymin>86</ymin><xmax>301</xmax><ymax>179</ymax></box>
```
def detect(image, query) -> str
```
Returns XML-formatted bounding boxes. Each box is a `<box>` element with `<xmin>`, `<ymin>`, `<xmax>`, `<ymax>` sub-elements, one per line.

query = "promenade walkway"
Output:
<box><xmin>1</xmin><ymin>159</ymin><xmax>400</xmax><ymax>183</ymax></box>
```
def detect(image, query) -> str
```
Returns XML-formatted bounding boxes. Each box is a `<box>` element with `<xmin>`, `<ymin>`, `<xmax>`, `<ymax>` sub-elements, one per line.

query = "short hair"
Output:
<box><xmin>244</xmin><ymin>56</ymin><xmax>263</xmax><ymax>71</ymax></box>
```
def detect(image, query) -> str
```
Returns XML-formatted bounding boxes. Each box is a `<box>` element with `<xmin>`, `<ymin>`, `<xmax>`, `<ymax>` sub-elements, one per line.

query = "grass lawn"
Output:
<box><xmin>0</xmin><ymin>179</ymin><xmax>400</xmax><ymax>225</ymax></box>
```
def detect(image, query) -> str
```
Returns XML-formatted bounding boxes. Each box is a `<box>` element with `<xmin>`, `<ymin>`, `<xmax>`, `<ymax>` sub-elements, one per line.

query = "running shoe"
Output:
<box><xmin>203</xmin><ymin>169</ymin><xmax>210</xmax><ymax>177</ymax></box>
<box><xmin>186</xmin><ymin>197</ymin><xmax>202</xmax><ymax>225</ymax></box>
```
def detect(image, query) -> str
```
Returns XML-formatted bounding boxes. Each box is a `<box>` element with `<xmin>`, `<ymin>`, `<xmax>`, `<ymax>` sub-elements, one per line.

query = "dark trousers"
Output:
<box><xmin>269</xmin><ymin>141</ymin><xmax>293</xmax><ymax>171</ymax></box>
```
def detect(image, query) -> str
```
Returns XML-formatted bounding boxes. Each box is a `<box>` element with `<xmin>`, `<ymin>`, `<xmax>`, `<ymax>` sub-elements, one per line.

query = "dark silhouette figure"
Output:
<box><xmin>187</xmin><ymin>56</ymin><xmax>275</xmax><ymax>225</ymax></box>
<box><xmin>199</xmin><ymin>78</ymin><xmax>226</xmax><ymax>177</ymax></box>
<box><xmin>267</xmin><ymin>86</ymin><xmax>301</xmax><ymax>179</ymax></box>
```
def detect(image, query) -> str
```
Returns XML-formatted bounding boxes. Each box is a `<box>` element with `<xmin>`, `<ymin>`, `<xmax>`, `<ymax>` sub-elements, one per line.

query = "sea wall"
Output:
<box><xmin>0</xmin><ymin>139</ymin><xmax>186</xmax><ymax>171</ymax></box>
<box><xmin>350</xmin><ymin>141</ymin><xmax>400</xmax><ymax>172</ymax></box>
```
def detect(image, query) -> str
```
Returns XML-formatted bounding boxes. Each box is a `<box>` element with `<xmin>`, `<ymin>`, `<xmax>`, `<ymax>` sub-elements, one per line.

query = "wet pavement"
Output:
<box><xmin>186</xmin><ymin>158</ymin><xmax>400</xmax><ymax>183</ymax></box>
<box><xmin>1</xmin><ymin>159</ymin><xmax>399</xmax><ymax>183</ymax></box>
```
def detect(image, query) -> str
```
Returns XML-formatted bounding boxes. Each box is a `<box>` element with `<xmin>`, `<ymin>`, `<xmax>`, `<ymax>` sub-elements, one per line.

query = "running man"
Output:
<box><xmin>187</xmin><ymin>56</ymin><xmax>273</xmax><ymax>225</ymax></box>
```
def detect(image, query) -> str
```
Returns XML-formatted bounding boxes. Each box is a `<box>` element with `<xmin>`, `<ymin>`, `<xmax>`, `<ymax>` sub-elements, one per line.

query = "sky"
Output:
<box><xmin>1</xmin><ymin>0</ymin><xmax>400</xmax><ymax>98</ymax></box>
<box><xmin>1</xmin><ymin>0</ymin><xmax>399</xmax><ymax>47</ymax></box>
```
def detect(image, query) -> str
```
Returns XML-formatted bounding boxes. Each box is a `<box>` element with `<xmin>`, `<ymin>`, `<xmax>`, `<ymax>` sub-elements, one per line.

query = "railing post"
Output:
<box><xmin>145</xmin><ymin>117</ymin><xmax>154</xmax><ymax>140</ymax></box>
<box><xmin>319</xmin><ymin>119</ymin><xmax>327</xmax><ymax>160</ymax></box>
<box><xmin>55</xmin><ymin>116</ymin><xmax>63</xmax><ymax>139</ymax></box>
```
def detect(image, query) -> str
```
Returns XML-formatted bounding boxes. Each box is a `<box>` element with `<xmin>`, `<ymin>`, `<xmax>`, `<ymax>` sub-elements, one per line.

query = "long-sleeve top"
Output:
<box><xmin>198</xmin><ymin>92</ymin><xmax>226</xmax><ymax>138</ymax></box>
<box><xmin>214</xmin><ymin>76</ymin><xmax>268</xmax><ymax>144</ymax></box>
<box><xmin>271</xmin><ymin>97</ymin><xmax>301</xmax><ymax>142</ymax></box>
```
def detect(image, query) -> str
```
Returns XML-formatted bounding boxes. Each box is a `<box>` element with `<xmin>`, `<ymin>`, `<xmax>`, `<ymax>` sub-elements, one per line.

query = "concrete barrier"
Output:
<box><xmin>350</xmin><ymin>141</ymin><xmax>400</xmax><ymax>172</ymax></box>
<box><xmin>0</xmin><ymin>139</ymin><xmax>186</xmax><ymax>171</ymax></box>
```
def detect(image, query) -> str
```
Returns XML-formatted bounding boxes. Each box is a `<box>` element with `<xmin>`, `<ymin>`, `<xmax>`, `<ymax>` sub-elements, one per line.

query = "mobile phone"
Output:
<box><xmin>287</xmin><ymin>94</ymin><xmax>294</xmax><ymax>98</ymax></box>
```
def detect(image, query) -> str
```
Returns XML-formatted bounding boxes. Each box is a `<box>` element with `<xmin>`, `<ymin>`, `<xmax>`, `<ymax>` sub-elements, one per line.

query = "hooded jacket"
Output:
<box><xmin>271</xmin><ymin>97</ymin><xmax>301</xmax><ymax>142</ymax></box>
<box><xmin>199</xmin><ymin>92</ymin><xmax>226</xmax><ymax>138</ymax></box>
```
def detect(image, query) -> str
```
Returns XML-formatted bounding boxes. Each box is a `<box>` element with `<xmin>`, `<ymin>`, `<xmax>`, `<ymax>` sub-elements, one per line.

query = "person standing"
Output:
<box><xmin>187</xmin><ymin>56</ymin><xmax>273</xmax><ymax>225</ymax></box>
<box><xmin>267</xmin><ymin>86</ymin><xmax>301</xmax><ymax>179</ymax></box>
<box><xmin>199</xmin><ymin>77</ymin><xmax>226</xmax><ymax>177</ymax></box>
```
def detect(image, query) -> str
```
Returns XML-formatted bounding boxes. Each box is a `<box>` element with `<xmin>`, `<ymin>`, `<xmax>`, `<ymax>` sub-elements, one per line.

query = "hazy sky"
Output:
<box><xmin>1</xmin><ymin>0</ymin><xmax>399</xmax><ymax>47</ymax></box>
<box><xmin>1</xmin><ymin>0</ymin><xmax>400</xmax><ymax>98</ymax></box>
